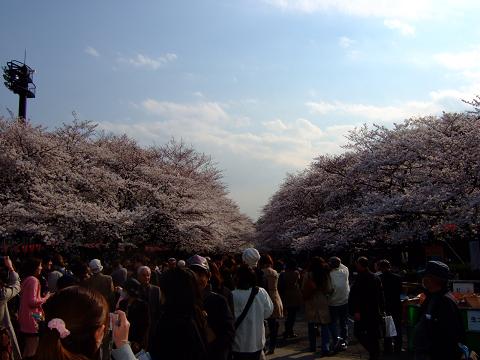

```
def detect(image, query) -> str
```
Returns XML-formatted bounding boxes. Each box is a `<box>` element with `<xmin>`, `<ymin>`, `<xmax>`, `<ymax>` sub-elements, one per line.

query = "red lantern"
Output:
<box><xmin>443</xmin><ymin>223</ymin><xmax>457</xmax><ymax>233</ymax></box>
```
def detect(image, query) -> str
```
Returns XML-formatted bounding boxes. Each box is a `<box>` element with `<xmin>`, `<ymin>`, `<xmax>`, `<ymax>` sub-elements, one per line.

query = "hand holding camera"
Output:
<box><xmin>111</xmin><ymin>310</ymin><xmax>130</xmax><ymax>349</ymax></box>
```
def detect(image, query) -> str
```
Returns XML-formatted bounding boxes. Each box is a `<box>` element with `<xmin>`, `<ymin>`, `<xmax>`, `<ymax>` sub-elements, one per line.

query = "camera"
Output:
<box><xmin>109</xmin><ymin>313</ymin><xmax>119</xmax><ymax>331</ymax></box>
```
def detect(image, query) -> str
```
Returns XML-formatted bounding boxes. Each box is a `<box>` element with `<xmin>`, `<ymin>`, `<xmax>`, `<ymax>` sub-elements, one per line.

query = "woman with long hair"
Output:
<box><xmin>259</xmin><ymin>254</ymin><xmax>283</xmax><ymax>355</ymax></box>
<box><xmin>149</xmin><ymin>267</ymin><xmax>208</xmax><ymax>360</ymax></box>
<box><xmin>19</xmin><ymin>257</ymin><xmax>51</xmax><ymax>358</ymax></box>
<box><xmin>34</xmin><ymin>286</ymin><xmax>135</xmax><ymax>360</ymax></box>
<box><xmin>302</xmin><ymin>256</ymin><xmax>333</xmax><ymax>356</ymax></box>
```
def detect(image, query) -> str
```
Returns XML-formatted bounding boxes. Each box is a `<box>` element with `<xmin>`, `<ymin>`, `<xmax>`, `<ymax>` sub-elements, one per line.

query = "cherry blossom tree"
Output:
<box><xmin>256</xmin><ymin>110</ymin><xmax>480</xmax><ymax>252</ymax></box>
<box><xmin>0</xmin><ymin>117</ymin><xmax>253</xmax><ymax>253</ymax></box>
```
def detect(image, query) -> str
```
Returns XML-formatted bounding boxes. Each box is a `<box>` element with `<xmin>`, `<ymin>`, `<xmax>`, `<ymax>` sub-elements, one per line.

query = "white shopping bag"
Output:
<box><xmin>384</xmin><ymin>315</ymin><xmax>397</xmax><ymax>337</ymax></box>
<box><xmin>135</xmin><ymin>349</ymin><xmax>152</xmax><ymax>360</ymax></box>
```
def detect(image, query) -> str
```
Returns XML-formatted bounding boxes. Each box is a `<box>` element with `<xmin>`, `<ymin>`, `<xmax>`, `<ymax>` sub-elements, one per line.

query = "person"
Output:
<box><xmin>111</xmin><ymin>260</ymin><xmax>128</xmax><ymax>288</ymax></box>
<box><xmin>33</xmin><ymin>285</ymin><xmax>137</xmax><ymax>360</ymax></box>
<box><xmin>302</xmin><ymin>257</ymin><xmax>332</xmax><ymax>356</ymax></box>
<box><xmin>19</xmin><ymin>257</ymin><xmax>51</xmax><ymax>358</ymax></box>
<box><xmin>377</xmin><ymin>259</ymin><xmax>403</xmax><ymax>354</ymax></box>
<box><xmin>136</xmin><ymin>266</ymin><xmax>161</xmax><ymax>348</ymax></box>
<box><xmin>85</xmin><ymin>259</ymin><xmax>115</xmax><ymax>309</ymax></box>
<box><xmin>167</xmin><ymin>258</ymin><xmax>177</xmax><ymax>270</ymax></box>
<box><xmin>149</xmin><ymin>267</ymin><xmax>209</xmax><ymax>360</ymax></box>
<box><xmin>413</xmin><ymin>261</ymin><xmax>465</xmax><ymax>360</ymax></box>
<box><xmin>188</xmin><ymin>255</ymin><xmax>235</xmax><ymax>360</ymax></box>
<box><xmin>47</xmin><ymin>254</ymin><xmax>68</xmax><ymax>293</ymax></box>
<box><xmin>39</xmin><ymin>256</ymin><xmax>52</xmax><ymax>296</ymax></box>
<box><xmin>328</xmin><ymin>256</ymin><xmax>350</xmax><ymax>351</ymax></box>
<box><xmin>118</xmin><ymin>278</ymin><xmax>149</xmax><ymax>354</ymax></box>
<box><xmin>231</xmin><ymin>265</ymin><xmax>273</xmax><ymax>360</ymax></box>
<box><xmin>279</xmin><ymin>259</ymin><xmax>302</xmax><ymax>339</ymax></box>
<box><xmin>242</xmin><ymin>248</ymin><xmax>265</xmax><ymax>289</ymax></box>
<box><xmin>260</xmin><ymin>254</ymin><xmax>283</xmax><ymax>355</ymax></box>
<box><xmin>348</xmin><ymin>257</ymin><xmax>384</xmax><ymax>360</ymax></box>
<box><xmin>57</xmin><ymin>260</ymin><xmax>91</xmax><ymax>290</ymax></box>
<box><xmin>220</xmin><ymin>257</ymin><xmax>236</xmax><ymax>291</ymax></box>
<box><xmin>0</xmin><ymin>256</ymin><xmax>22</xmax><ymax>359</ymax></box>
<box><xmin>208</xmin><ymin>261</ymin><xmax>234</xmax><ymax>314</ymax></box>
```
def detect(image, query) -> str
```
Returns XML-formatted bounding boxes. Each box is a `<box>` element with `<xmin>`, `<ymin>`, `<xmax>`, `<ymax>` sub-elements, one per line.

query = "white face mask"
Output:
<box><xmin>422</xmin><ymin>278</ymin><xmax>427</xmax><ymax>289</ymax></box>
<box><xmin>121</xmin><ymin>290</ymin><xmax>128</xmax><ymax>298</ymax></box>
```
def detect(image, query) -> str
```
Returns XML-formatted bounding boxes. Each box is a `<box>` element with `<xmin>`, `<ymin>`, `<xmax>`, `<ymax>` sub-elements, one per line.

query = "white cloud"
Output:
<box><xmin>383</xmin><ymin>19</ymin><xmax>415</xmax><ymax>36</ymax></box>
<box><xmin>263</xmin><ymin>0</ymin><xmax>434</xmax><ymax>19</ymax></box>
<box><xmin>85</xmin><ymin>46</ymin><xmax>100</xmax><ymax>57</ymax></box>
<box><xmin>429</xmin><ymin>83</ymin><xmax>480</xmax><ymax>103</ymax></box>
<box><xmin>264</xmin><ymin>0</ymin><xmax>480</xmax><ymax>27</ymax></box>
<box><xmin>434</xmin><ymin>47</ymin><xmax>480</xmax><ymax>71</ymax></box>
<box><xmin>306</xmin><ymin>84</ymin><xmax>477</xmax><ymax>122</ymax></box>
<box><xmin>338</xmin><ymin>36</ymin><xmax>361</xmax><ymax>59</ymax></box>
<box><xmin>142</xmin><ymin>99</ymin><xmax>229</xmax><ymax>123</ymax></box>
<box><xmin>263</xmin><ymin>119</ymin><xmax>289</xmax><ymax>132</ymax></box>
<box><xmin>307</xmin><ymin>100</ymin><xmax>440</xmax><ymax>121</ymax></box>
<box><xmin>338</xmin><ymin>36</ymin><xmax>355</xmax><ymax>48</ymax></box>
<box><xmin>100</xmin><ymin>91</ymin><xmax>474</xmax><ymax>218</ymax></box>
<box><xmin>117</xmin><ymin>53</ymin><xmax>178</xmax><ymax>70</ymax></box>
<box><xmin>100</xmin><ymin>100</ymin><xmax>354</xmax><ymax>170</ymax></box>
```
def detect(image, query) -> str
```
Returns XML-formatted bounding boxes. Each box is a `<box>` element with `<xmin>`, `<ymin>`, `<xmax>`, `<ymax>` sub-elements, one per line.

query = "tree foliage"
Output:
<box><xmin>256</xmin><ymin>111</ymin><xmax>480</xmax><ymax>251</ymax></box>
<box><xmin>0</xmin><ymin>117</ymin><xmax>253</xmax><ymax>252</ymax></box>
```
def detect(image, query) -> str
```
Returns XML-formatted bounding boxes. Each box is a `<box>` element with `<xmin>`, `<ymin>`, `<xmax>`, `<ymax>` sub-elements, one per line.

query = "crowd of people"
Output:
<box><xmin>0</xmin><ymin>249</ymin><xmax>467</xmax><ymax>360</ymax></box>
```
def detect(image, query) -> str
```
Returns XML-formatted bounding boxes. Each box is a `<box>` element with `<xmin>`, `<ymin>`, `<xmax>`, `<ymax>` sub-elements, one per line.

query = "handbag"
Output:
<box><xmin>235</xmin><ymin>287</ymin><xmax>259</xmax><ymax>329</ymax></box>
<box><xmin>383</xmin><ymin>315</ymin><xmax>397</xmax><ymax>338</ymax></box>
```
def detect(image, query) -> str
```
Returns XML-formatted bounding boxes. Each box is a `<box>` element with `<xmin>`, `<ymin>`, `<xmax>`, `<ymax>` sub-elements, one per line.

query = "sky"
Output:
<box><xmin>2</xmin><ymin>0</ymin><xmax>480</xmax><ymax>219</ymax></box>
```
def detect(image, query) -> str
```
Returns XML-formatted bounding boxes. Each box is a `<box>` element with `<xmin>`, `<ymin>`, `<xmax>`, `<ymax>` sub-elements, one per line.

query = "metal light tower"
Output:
<box><xmin>2</xmin><ymin>59</ymin><xmax>36</xmax><ymax>120</ymax></box>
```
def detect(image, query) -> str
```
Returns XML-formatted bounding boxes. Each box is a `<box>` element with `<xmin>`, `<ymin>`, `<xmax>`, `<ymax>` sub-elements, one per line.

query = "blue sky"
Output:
<box><xmin>2</xmin><ymin>0</ymin><xmax>480</xmax><ymax>219</ymax></box>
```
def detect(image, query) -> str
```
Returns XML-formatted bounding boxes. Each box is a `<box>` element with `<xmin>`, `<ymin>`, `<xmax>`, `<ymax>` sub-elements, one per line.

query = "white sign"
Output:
<box><xmin>453</xmin><ymin>282</ymin><xmax>474</xmax><ymax>294</ymax></box>
<box><xmin>467</xmin><ymin>310</ymin><xmax>480</xmax><ymax>332</ymax></box>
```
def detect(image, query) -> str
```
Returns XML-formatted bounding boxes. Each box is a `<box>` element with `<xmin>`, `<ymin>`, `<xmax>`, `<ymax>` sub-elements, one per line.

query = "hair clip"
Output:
<box><xmin>48</xmin><ymin>318</ymin><xmax>71</xmax><ymax>339</ymax></box>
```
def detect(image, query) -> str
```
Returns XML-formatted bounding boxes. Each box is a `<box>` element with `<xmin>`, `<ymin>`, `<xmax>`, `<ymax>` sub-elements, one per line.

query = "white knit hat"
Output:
<box><xmin>242</xmin><ymin>248</ymin><xmax>261</xmax><ymax>268</ymax></box>
<box><xmin>89</xmin><ymin>259</ymin><xmax>103</xmax><ymax>274</ymax></box>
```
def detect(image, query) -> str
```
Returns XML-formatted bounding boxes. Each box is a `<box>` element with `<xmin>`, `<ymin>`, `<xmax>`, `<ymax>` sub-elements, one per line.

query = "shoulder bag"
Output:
<box><xmin>235</xmin><ymin>287</ymin><xmax>259</xmax><ymax>329</ymax></box>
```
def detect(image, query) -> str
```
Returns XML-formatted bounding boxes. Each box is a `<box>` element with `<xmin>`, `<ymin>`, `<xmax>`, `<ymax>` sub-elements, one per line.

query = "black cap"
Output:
<box><xmin>421</xmin><ymin>260</ymin><xmax>452</xmax><ymax>280</ymax></box>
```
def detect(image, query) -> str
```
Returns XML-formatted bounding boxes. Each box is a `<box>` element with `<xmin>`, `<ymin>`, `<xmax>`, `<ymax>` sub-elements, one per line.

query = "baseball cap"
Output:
<box><xmin>420</xmin><ymin>260</ymin><xmax>452</xmax><ymax>280</ymax></box>
<box><xmin>187</xmin><ymin>255</ymin><xmax>210</xmax><ymax>273</ymax></box>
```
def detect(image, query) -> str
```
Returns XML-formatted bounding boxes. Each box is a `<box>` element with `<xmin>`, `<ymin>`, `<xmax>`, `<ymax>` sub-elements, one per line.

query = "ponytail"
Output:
<box><xmin>34</xmin><ymin>328</ymin><xmax>88</xmax><ymax>360</ymax></box>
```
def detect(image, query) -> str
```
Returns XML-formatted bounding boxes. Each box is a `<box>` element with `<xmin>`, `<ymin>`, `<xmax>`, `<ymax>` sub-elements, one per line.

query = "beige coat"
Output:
<box><xmin>302</xmin><ymin>272</ymin><xmax>331</xmax><ymax>324</ymax></box>
<box><xmin>262</xmin><ymin>267</ymin><xmax>283</xmax><ymax>319</ymax></box>
<box><xmin>0</xmin><ymin>271</ymin><xmax>21</xmax><ymax>359</ymax></box>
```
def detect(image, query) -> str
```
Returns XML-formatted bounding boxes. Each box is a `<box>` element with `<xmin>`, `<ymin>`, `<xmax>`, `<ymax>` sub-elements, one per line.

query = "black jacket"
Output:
<box><xmin>348</xmin><ymin>270</ymin><xmax>385</xmax><ymax>329</ymax></box>
<box><xmin>150</xmin><ymin>309</ymin><xmax>208</xmax><ymax>360</ymax></box>
<box><xmin>203</xmin><ymin>288</ymin><xmax>235</xmax><ymax>360</ymax></box>
<box><xmin>119</xmin><ymin>298</ymin><xmax>150</xmax><ymax>352</ymax></box>
<box><xmin>413</xmin><ymin>290</ymin><xmax>465</xmax><ymax>360</ymax></box>
<box><xmin>379</xmin><ymin>271</ymin><xmax>402</xmax><ymax>318</ymax></box>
